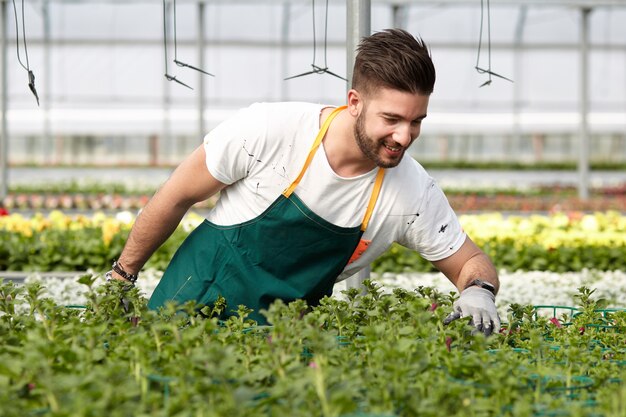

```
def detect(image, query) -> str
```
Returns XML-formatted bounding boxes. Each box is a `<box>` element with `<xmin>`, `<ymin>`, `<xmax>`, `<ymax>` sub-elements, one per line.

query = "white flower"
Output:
<box><xmin>12</xmin><ymin>270</ymin><xmax>626</xmax><ymax>321</ymax></box>
<box><xmin>115</xmin><ymin>211</ymin><xmax>135</xmax><ymax>224</ymax></box>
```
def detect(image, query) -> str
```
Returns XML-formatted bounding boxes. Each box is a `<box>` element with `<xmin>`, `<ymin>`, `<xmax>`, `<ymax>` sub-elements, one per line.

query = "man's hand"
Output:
<box><xmin>443</xmin><ymin>286</ymin><xmax>500</xmax><ymax>336</ymax></box>
<box><xmin>105</xmin><ymin>270</ymin><xmax>135</xmax><ymax>314</ymax></box>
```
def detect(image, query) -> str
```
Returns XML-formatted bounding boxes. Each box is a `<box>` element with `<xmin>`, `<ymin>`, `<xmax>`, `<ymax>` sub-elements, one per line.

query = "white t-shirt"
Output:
<box><xmin>203</xmin><ymin>102</ymin><xmax>466</xmax><ymax>282</ymax></box>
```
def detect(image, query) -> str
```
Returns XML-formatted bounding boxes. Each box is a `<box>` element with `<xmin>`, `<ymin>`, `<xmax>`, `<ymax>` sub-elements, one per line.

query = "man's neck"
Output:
<box><xmin>321</xmin><ymin>110</ymin><xmax>376</xmax><ymax>178</ymax></box>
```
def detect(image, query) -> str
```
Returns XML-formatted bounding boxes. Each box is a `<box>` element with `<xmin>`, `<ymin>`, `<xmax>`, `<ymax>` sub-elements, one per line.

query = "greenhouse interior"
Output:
<box><xmin>1</xmin><ymin>1</ymin><xmax>625</xmax><ymax>416</ymax></box>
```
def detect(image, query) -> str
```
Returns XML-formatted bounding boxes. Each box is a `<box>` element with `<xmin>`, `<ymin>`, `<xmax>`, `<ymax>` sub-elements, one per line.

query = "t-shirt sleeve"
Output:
<box><xmin>397</xmin><ymin>180</ymin><xmax>466</xmax><ymax>261</ymax></box>
<box><xmin>203</xmin><ymin>103</ymin><xmax>268</xmax><ymax>185</ymax></box>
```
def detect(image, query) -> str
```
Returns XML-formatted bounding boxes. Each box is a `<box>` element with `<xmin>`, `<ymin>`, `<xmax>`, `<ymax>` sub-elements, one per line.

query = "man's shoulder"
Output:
<box><xmin>261</xmin><ymin>102</ymin><xmax>332</xmax><ymax>138</ymax></box>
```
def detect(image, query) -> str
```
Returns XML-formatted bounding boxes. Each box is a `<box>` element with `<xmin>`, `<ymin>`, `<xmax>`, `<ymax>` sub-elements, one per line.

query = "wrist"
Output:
<box><xmin>105</xmin><ymin>270</ymin><xmax>131</xmax><ymax>283</ymax></box>
<box><xmin>463</xmin><ymin>278</ymin><xmax>497</xmax><ymax>296</ymax></box>
<box><xmin>110</xmin><ymin>259</ymin><xmax>139</xmax><ymax>284</ymax></box>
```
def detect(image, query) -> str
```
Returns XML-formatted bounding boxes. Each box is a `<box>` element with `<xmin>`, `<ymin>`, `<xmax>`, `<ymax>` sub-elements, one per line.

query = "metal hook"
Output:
<box><xmin>285</xmin><ymin>64</ymin><xmax>347</xmax><ymax>81</ymax></box>
<box><xmin>165</xmin><ymin>73</ymin><xmax>193</xmax><ymax>90</ymax></box>
<box><xmin>12</xmin><ymin>0</ymin><xmax>39</xmax><ymax>106</ymax></box>
<box><xmin>163</xmin><ymin>0</ymin><xmax>208</xmax><ymax>89</ymax></box>
<box><xmin>28</xmin><ymin>70</ymin><xmax>40</xmax><ymax>106</ymax></box>
<box><xmin>475</xmin><ymin>0</ymin><xmax>512</xmax><ymax>87</ymax></box>
<box><xmin>285</xmin><ymin>0</ymin><xmax>346</xmax><ymax>82</ymax></box>
<box><xmin>475</xmin><ymin>66</ymin><xmax>513</xmax><ymax>87</ymax></box>
<box><xmin>174</xmin><ymin>60</ymin><xmax>214</xmax><ymax>77</ymax></box>
<box><xmin>171</xmin><ymin>0</ymin><xmax>214</xmax><ymax>80</ymax></box>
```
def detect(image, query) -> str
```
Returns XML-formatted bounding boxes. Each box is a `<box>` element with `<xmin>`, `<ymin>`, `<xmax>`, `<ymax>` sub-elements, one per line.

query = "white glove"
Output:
<box><xmin>443</xmin><ymin>286</ymin><xmax>501</xmax><ymax>336</ymax></box>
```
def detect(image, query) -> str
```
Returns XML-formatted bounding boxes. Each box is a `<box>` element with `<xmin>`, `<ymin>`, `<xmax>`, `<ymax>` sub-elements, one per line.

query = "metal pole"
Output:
<box><xmin>1</xmin><ymin>0</ymin><xmax>8</xmax><ymax>202</ymax></box>
<box><xmin>43</xmin><ymin>0</ymin><xmax>52</xmax><ymax>164</ymax></box>
<box><xmin>345</xmin><ymin>0</ymin><xmax>370</xmax><ymax>292</ymax></box>
<box><xmin>346</xmin><ymin>0</ymin><xmax>370</xmax><ymax>89</ymax></box>
<box><xmin>512</xmin><ymin>6</ymin><xmax>527</xmax><ymax>158</ymax></box>
<box><xmin>279</xmin><ymin>1</ymin><xmax>290</xmax><ymax>101</ymax></box>
<box><xmin>578</xmin><ymin>7</ymin><xmax>591</xmax><ymax>200</ymax></box>
<box><xmin>197</xmin><ymin>1</ymin><xmax>205</xmax><ymax>140</ymax></box>
<box><xmin>392</xmin><ymin>4</ymin><xmax>408</xmax><ymax>29</ymax></box>
<box><xmin>161</xmin><ymin>0</ymin><xmax>172</xmax><ymax>166</ymax></box>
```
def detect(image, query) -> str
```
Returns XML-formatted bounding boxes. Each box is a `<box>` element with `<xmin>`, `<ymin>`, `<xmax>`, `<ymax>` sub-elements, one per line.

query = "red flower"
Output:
<box><xmin>549</xmin><ymin>317</ymin><xmax>562</xmax><ymax>328</ymax></box>
<box><xmin>429</xmin><ymin>303</ymin><xmax>438</xmax><ymax>312</ymax></box>
<box><xmin>0</xmin><ymin>207</ymin><xmax>8</xmax><ymax>216</ymax></box>
<box><xmin>499</xmin><ymin>326</ymin><xmax>511</xmax><ymax>335</ymax></box>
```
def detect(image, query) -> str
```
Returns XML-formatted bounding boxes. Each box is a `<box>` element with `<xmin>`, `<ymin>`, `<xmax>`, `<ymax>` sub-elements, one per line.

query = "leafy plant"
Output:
<box><xmin>1</xmin><ymin>280</ymin><xmax>623</xmax><ymax>416</ymax></box>
<box><xmin>2</xmin><ymin>211</ymin><xmax>626</xmax><ymax>273</ymax></box>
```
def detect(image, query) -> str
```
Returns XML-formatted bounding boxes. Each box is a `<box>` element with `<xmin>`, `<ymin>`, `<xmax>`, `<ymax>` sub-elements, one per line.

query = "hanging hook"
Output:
<box><xmin>284</xmin><ymin>64</ymin><xmax>346</xmax><ymax>82</ymax></box>
<box><xmin>475</xmin><ymin>67</ymin><xmax>514</xmax><ymax>86</ymax></box>
<box><xmin>12</xmin><ymin>0</ymin><xmax>39</xmax><ymax>106</ymax></box>
<box><xmin>172</xmin><ymin>0</ymin><xmax>214</xmax><ymax>77</ymax></box>
<box><xmin>28</xmin><ymin>70</ymin><xmax>39</xmax><ymax>105</ymax></box>
<box><xmin>475</xmin><ymin>0</ymin><xmax>513</xmax><ymax>87</ymax></box>
<box><xmin>165</xmin><ymin>74</ymin><xmax>193</xmax><ymax>90</ymax></box>
<box><xmin>163</xmin><ymin>0</ymin><xmax>192</xmax><ymax>89</ymax></box>
<box><xmin>285</xmin><ymin>0</ymin><xmax>346</xmax><ymax>82</ymax></box>
<box><xmin>174</xmin><ymin>60</ymin><xmax>214</xmax><ymax>77</ymax></box>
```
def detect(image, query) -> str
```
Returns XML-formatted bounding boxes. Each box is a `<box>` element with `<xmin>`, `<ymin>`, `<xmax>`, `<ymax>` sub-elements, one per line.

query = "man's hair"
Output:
<box><xmin>352</xmin><ymin>28</ymin><xmax>435</xmax><ymax>96</ymax></box>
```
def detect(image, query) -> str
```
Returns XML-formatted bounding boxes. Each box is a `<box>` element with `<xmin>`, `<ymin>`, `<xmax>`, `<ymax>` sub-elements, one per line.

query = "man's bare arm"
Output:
<box><xmin>113</xmin><ymin>144</ymin><xmax>226</xmax><ymax>278</ymax></box>
<box><xmin>431</xmin><ymin>236</ymin><xmax>499</xmax><ymax>294</ymax></box>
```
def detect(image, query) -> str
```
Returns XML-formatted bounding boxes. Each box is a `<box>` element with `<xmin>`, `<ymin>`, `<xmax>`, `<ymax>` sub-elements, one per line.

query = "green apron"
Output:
<box><xmin>148</xmin><ymin>106</ymin><xmax>385</xmax><ymax>324</ymax></box>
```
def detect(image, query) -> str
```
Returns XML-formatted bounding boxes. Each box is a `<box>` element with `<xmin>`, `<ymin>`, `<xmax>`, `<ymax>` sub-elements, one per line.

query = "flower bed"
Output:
<box><xmin>1</xmin><ymin>193</ymin><xmax>214</xmax><ymax>211</ymax></box>
<box><xmin>447</xmin><ymin>193</ymin><xmax>626</xmax><ymax>213</ymax></box>
<box><xmin>3</xmin><ymin>191</ymin><xmax>625</xmax><ymax>212</ymax></box>
<box><xmin>373</xmin><ymin>211</ymin><xmax>626</xmax><ymax>273</ymax></box>
<box><xmin>2</xmin><ymin>211</ymin><xmax>625</xmax><ymax>273</ymax></box>
<box><xmin>3</xmin><ymin>180</ymin><xmax>625</xmax><ymax>213</ymax></box>
<box><xmin>0</xmin><ymin>211</ymin><xmax>201</xmax><ymax>272</ymax></box>
<box><xmin>0</xmin><ymin>278</ymin><xmax>624</xmax><ymax>417</ymax></box>
<box><xmin>15</xmin><ymin>269</ymin><xmax>626</xmax><ymax>320</ymax></box>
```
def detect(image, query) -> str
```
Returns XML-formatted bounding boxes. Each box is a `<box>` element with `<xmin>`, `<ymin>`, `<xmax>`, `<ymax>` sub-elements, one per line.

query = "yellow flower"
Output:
<box><xmin>102</xmin><ymin>220</ymin><xmax>121</xmax><ymax>247</ymax></box>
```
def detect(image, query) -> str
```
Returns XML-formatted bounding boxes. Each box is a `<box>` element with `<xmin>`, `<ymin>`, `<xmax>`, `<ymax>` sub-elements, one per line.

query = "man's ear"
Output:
<box><xmin>347</xmin><ymin>89</ymin><xmax>363</xmax><ymax>117</ymax></box>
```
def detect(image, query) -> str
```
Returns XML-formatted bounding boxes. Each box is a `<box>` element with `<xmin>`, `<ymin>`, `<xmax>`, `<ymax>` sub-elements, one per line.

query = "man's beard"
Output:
<box><xmin>354</xmin><ymin>112</ymin><xmax>404</xmax><ymax>169</ymax></box>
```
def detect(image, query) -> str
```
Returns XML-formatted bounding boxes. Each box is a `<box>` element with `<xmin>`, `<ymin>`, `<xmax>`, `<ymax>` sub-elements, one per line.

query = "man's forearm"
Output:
<box><xmin>111</xmin><ymin>145</ymin><xmax>226</xmax><ymax>279</ymax></box>
<box><xmin>432</xmin><ymin>237</ymin><xmax>499</xmax><ymax>295</ymax></box>
<box><xmin>454</xmin><ymin>252</ymin><xmax>499</xmax><ymax>295</ymax></box>
<box><xmin>116</xmin><ymin>190</ymin><xmax>192</xmax><ymax>276</ymax></box>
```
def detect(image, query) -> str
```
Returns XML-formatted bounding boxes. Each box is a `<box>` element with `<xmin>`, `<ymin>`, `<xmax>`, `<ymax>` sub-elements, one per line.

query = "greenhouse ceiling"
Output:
<box><xmin>1</xmin><ymin>0</ymin><xmax>626</xmax><ymax>199</ymax></box>
<box><xmin>11</xmin><ymin>0</ymin><xmax>626</xmax><ymax>5</ymax></box>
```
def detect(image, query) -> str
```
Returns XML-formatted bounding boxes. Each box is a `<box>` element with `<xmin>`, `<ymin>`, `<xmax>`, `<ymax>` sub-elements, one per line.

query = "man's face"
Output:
<box><xmin>353</xmin><ymin>87</ymin><xmax>429</xmax><ymax>168</ymax></box>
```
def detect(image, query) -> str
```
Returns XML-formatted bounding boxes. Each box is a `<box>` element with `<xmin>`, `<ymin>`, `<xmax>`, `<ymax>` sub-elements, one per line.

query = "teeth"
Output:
<box><xmin>385</xmin><ymin>145</ymin><xmax>400</xmax><ymax>152</ymax></box>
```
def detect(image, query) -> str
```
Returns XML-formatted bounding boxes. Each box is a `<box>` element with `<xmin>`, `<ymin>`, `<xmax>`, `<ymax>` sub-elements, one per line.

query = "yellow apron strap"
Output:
<box><xmin>361</xmin><ymin>168</ymin><xmax>385</xmax><ymax>232</ymax></box>
<box><xmin>282</xmin><ymin>104</ymin><xmax>385</xmax><ymax>233</ymax></box>
<box><xmin>283</xmin><ymin>106</ymin><xmax>347</xmax><ymax>198</ymax></box>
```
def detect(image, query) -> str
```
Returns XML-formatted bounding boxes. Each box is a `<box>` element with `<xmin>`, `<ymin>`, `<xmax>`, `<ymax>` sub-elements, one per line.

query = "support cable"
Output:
<box><xmin>285</xmin><ymin>0</ymin><xmax>346</xmax><ymax>81</ymax></box>
<box><xmin>173</xmin><ymin>0</ymin><xmax>214</xmax><ymax>77</ymax></box>
<box><xmin>475</xmin><ymin>0</ymin><xmax>513</xmax><ymax>87</ymax></box>
<box><xmin>12</xmin><ymin>0</ymin><xmax>39</xmax><ymax>105</ymax></box>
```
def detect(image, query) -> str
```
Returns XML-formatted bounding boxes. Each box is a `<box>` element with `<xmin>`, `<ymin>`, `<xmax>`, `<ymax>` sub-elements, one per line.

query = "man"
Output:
<box><xmin>108</xmin><ymin>29</ymin><xmax>500</xmax><ymax>334</ymax></box>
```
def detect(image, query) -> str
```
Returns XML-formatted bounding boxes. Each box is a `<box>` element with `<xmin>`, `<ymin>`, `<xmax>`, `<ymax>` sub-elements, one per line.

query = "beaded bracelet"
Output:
<box><xmin>110</xmin><ymin>259</ymin><xmax>139</xmax><ymax>284</ymax></box>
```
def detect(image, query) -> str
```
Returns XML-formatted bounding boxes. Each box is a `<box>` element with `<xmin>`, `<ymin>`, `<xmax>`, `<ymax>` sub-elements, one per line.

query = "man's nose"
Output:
<box><xmin>392</xmin><ymin>124</ymin><xmax>414</xmax><ymax>147</ymax></box>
